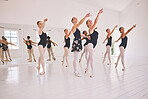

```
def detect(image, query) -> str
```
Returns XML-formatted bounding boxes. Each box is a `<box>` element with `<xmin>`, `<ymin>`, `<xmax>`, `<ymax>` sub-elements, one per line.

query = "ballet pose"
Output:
<box><xmin>115</xmin><ymin>24</ymin><xmax>136</xmax><ymax>71</ymax></box>
<box><xmin>85</xmin><ymin>9</ymin><xmax>103</xmax><ymax>78</ymax></box>
<box><xmin>62</xmin><ymin>29</ymin><xmax>70</xmax><ymax>67</ymax></box>
<box><xmin>103</xmin><ymin>25</ymin><xmax>117</xmax><ymax>65</ymax></box>
<box><xmin>1</xmin><ymin>36</ymin><xmax>16</xmax><ymax>62</ymax></box>
<box><xmin>36</xmin><ymin>18</ymin><xmax>48</xmax><ymax>75</ymax></box>
<box><xmin>23</xmin><ymin>36</ymin><xmax>37</xmax><ymax>62</ymax></box>
<box><xmin>46</xmin><ymin>36</ymin><xmax>57</xmax><ymax>61</ymax></box>
<box><xmin>79</xmin><ymin>30</ymin><xmax>89</xmax><ymax>63</ymax></box>
<box><xmin>68</xmin><ymin>13</ymin><xmax>90</xmax><ymax>77</ymax></box>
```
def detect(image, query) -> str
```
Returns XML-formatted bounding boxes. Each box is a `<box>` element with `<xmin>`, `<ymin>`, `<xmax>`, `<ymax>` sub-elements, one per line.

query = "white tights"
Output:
<box><xmin>79</xmin><ymin>45</ymin><xmax>88</xmax><ymax>62</ymax></box>
<box><xmin>62</xmin><ymin>47</ymin><xmax>69</xmax><ymax>66</ymax></box>
<box><xmin>73</xmin><ymin>51</ymin><xmax>80</xmax><ymax>73</ymax></box>
<box><xmin>38</xmin><ymin>45</ymin><xmax>46</xmax><ymax>72</ymax></box>
<box><xmin>116</xmin><ymin>46</ymin><xmax>125</xmax><ymax>68</ymax></box>
<box><xmin>86</xmin><ymin>43</ymin><xmax>94</xmax><ymax>75</ymax></box>
<box><xmin>103</xmin><ymin>45</ymin><xmax>111</xmax><ymax>64</ymax></box>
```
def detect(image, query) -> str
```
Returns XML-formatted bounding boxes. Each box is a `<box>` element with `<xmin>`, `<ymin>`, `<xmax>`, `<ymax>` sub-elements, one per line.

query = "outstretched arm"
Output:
<box><xmin>30</xmin><ymin>40</ymin><xmax>38</xmax><ymax>44</ymax></box>
<box><xmin>23</xmin><ymin>41</ymin><xmax>27</xmax><ymax>45</ymax></box>
<box><xmin>76</xmin><ymin>13</ymin><xmax>90</xmax><ymax>28</ymax></box>
<box><xmin>90</xmin><ymin>9</ymin><xmax>103</xmax><ymax>31</ymax></box>
<box><xmin>115</xmin><ymin>35</ymin><xmax>122</xmax><ymax>43</ymax></box>
<box><xmin>50</xmin><ymin>40</ymin><xmax>58</xmax><ymax>46</ymax></box>
<box><xmin>125</xmin><ymin>24</ymin><xmax>136</xmax><ymax>36</ymax></box>
<box><xmin>23</xmin><ymin>38</ymin><xmax>27</xmax><ymax>42</ymax></box>
<box><xmin>109</xmin><ymin>25</ymin><xmax>118</xmax><ymax>35</ymax></box>
<box><xmin>0</xmin><ymin>40</ymin><xmax>7</xmax><ymax>45</ymax></box>
<box><xmin>103</xmin><ymin>37</ymin><xmax>107</xmax><ymax>44</ymax></box>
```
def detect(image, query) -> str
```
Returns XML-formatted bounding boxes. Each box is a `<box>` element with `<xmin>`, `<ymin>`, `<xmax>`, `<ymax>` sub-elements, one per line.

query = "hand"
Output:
<box><xmin>98</xmin><ymin>8</ymin><xmax>103</xmax><ymax>14</ymax></box>
<box><xmin>44</xmin><ymin>18</ymin><xmax>48</xmax><ymax>22</ymax></box>
<box><xmin>95</xmin><ymin>27</ymin><xmax>98</xmax><ymax>29</ymax></box>
<box><xmin>133</xmin><ymin>24</ymin><xmax>136</xmax><ymax>28</ymax></box>
<box><xmin>86</xmin><ymin>13</ymin><xmax>90</xmax><ymax>17</ymax></box>
<box><xmin>103</xmin><ymin>41</ymin><xmax>105</xmax><ymax>44</ymax></box>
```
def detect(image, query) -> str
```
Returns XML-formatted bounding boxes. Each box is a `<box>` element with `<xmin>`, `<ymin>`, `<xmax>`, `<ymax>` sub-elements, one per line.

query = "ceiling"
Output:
<box><xmin>72</xmin><ymin>0</ymin><xmax>136</xmax><ymax>11</ymax></box>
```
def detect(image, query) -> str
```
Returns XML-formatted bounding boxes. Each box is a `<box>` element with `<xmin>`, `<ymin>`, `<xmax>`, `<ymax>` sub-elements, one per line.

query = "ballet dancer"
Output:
<box><xmin>1</xmin><ymin>36</ymin><xmax>16</xmax><ymax>62</ymax></box>
<box><xmin>85</xmin><ymin>8</ymin><xmax>103</xmax><ymax>78</ymax></box>
<box><xmin>0</xmin><ymin>39</ymin><xmax>7</xmax><ymax>64</ymax></box>
<box><xmin>23</xmin><ymin>36</ymin><xmax>37</xmax><ymax>62</ymax></box>
<box><xmin>46</xmin><ymin>36</ymin><xmax>57</xmax><ymax>61</ymax></box>
<box><xmin>103</xmin><ymin>25</ymin><xmax>118</xmax><ymax>65</ymax></box>
<box><xmin>62</xmin><ymin>29</ymin><xmax>70</xmax><ymax>67</ymax></box>
<box><xmin>36</xmin><ymin>18</ymin><xmax>48</xmax><ymax>75</ymax></box>
<box><xmin>79</xmin><ymin>30</ymin><xmax>89</xmax><ymax>63</ymax></box>
<box><xmin>68</xmin><ymin>13</ymin><xmax>90</xmax><ymax>77</ymax></box>
<box><xmin>115</xmin><ymin>24</ymin><xmax>136</xmax><ymax>71</ymax></box>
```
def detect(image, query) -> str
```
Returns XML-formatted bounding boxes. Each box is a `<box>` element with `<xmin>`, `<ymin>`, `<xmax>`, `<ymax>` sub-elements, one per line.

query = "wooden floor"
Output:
<box><xmin>0</xmin><ymin>56</ymin><xmax>148</xmax><ymax>99</ymax></box>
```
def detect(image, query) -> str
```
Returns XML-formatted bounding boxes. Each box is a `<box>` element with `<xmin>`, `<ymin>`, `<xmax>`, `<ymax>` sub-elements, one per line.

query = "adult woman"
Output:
<box><xmin>115</xmin><ymin>24</ymin><xmax>136</xmax><ymax>71</ymax></box>
<box><xmin>103</xmin><ymin>25</ymin><xmax>117</xmax><ymax>65</ymax></box>
<box><xmin>36</xmin><ymin>18</ymin><xmax>47</xmax><ymax>75</ymax></box>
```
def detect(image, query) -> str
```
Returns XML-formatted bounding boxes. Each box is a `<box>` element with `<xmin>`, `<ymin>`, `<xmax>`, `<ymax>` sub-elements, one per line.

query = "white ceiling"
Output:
<box><xmin>71</xmin><ymin>0</ymin><xmax>136</xmax><ymax>11</ymax></box>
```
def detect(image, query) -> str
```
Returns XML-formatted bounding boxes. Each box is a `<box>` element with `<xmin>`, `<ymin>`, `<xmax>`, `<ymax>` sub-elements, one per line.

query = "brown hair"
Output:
<box><xmin>37</xmin><ymin>21</ymin><xmax>41</xmax><ymax>25</ymax></box>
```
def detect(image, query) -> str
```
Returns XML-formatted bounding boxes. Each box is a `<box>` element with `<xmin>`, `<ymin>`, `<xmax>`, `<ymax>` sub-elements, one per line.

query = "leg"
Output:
<box><xmin>115</xmin><ymin>49</ymin><xmax>121</xmax><ymax>68</ymax></box>
<box><xmin>31</xmin><ymin>48</ymin><xmax>36</xmax><ymax>62</ymax></box>
<box><xmin>79</xmin><ymin>47</ymin><xmax>85</xmax><ymax>63</ymax></box>
<box><xmin>103</xmin><ymin>47</ymin><xmax>108</xmax><ymax>63</ymax></box>
<box><xmin>50</xmin><ymin>47</ymin><xmax>56</xmax><ymax>60</ymax></box>
<box><xmin>85</xmin><ymin>45</ymin><xmax>88</xmax><ymax>61</ymax></box>
<box><xmin>65</xmin><ymin>47</ymin><xmax>69</xmax><ymax>67</ymax></box>
<box><xmin>120</xmin><ymin>47</ymin><xmax>125</xmax><ymax>71</ymax></box>
<box><xmin>6</xmin><ymin>48</ymin><xmax>12</xmax><ymax>61</ymax></box>
<box><xmin>28</xmin><ymin>49</ymin><xmax>32</xmax><ymax>62</ymax></box>
<box><xmin>73</xmin><ymin>51</ymin><xmax>80</xmax><ymax>77</ymax></box>
<box><xmin>47</xmin><ymin>48</ymin><xmax>51</xmax><ymax>61</ymax></box>
<box><xmin>106</xmin><ymin>46</ymin><xmax>111</xmax><ymax>64</ymax></box>
<box><xmin>5</xmin><ymin>51</ymin><xmax>8</xmax><ymax>61</ymax></box>
<box><xmin>1</xmin><ymin>50</ymin><xmax>4</xmax><ymax>64</ymax></box>
<box><xmin>62</xmin><ymin>47</ymin><xmax>66</xmax><ymax>65</ymax></box>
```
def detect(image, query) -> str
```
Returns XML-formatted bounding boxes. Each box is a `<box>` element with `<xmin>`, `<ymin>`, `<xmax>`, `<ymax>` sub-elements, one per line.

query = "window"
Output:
<box><xmin>4</xmin><ymin>30</ymin><xmax>19</xmax><ymax>49</ymax></box>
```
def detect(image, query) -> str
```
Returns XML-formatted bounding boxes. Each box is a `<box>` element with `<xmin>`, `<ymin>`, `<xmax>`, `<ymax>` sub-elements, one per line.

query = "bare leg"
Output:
<box><xmin>51</xmin><ymin>47</ymin><xmax>56</xmax><ymax>60</ymax></box>
<box><xmin>31</xmin><ymin>48</ymin><xmax>36</xmax><ymax>62</ymax></box>
<box><xmin>6</xmin><ymin>48</ymin><xmax>12</xmax><ymax>61</ymax></box>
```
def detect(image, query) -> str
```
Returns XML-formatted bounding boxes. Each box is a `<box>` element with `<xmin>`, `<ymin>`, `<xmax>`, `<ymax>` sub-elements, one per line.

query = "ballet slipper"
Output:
<box><xmin>122</xmin><ymin>67</ymin><xmax>125</xmax><ymax>71</ymax></box>
<box><xmin>115</xmin><ymin>63</ymin><xmax>117</xmax><ymax>68</ymax></box>
<box><xmin>62</xmin><ymin>61</ymin><xmax>64</xmax><ymax>66</ymax></box>
<box><xmin>79</xmin><ymin>59</ymin><xmax>81</xmax><ymax>63</ymax></box>
<box><xmin>74</xmin><ymin>72</ymin><xmax>81</xmax><ymax>77</ymax></box>
<box><xmin>90</xmin><ymin>74</ymin><xmax>95</xmax><ymax>78</ymax></box>
<box><xmin>85</xmin><ymin>68</ymin><xmax>88</xmax><ymax>74</ymax></box>
<box><xmin>36</xmin><ymin>66</ymin><xmax>40</xmax><ymax>73</ymax></box>
<box><xmin>40</xmin><ymin>72</ymin><xmax>45</xmax><ymax>75</ymax></box>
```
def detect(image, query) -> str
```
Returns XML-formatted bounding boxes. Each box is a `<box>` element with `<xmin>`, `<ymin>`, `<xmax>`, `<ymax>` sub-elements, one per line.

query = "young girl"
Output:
<box><xmin>62</xmin><ymin>29</ymin><xmax>70</xmax><ymax>67</ymax></box>
<box><xmin>85</xmin><ymin>9</ymin><xmax>103</xmax><ymax>78</ymax></box>
<box><xmin>115</xmin><ymin>24</ymin><xmax>136</xmax><ymax>71</ymax></box>
<box><xmin>103</xmin><ymin>25</ymin><xmax>117</xmax><ymax>65</ymax></box>
<box><xmin>46</xmin><ymin>36</ymin><xmax>57</xmax><ymax>61</ymax></box>
<box><xmin>23</xmin><ymin>36</ymin><xmax>37</xmax><ymax>62</ymax></box>
<box><xmin>36</xmin><ymin>18</ymin><xmax>47</xmax><ymax>75</ymax></box>
<box><xmin>68</xmin><ymin>13</ymin><xmax>90</xmax><ymax>77</ymax></box>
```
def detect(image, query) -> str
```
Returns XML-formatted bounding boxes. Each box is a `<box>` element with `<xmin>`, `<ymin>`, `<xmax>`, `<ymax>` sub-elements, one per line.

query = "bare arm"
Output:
<box><xmin>38</xmin><ymin>18</ymin><xmax>48</xmax><ymax>35</ymax></box>
<box><xmin>115</xmin><ymin>35</ymin><xmax>122</xmax><ymax>43</ymax></box>
<box><xmin>109</xmin><ymin>25</ymin><xmax>118</xmax><ymax>36</ymax></box>
<box><xmin>23</xmin><ymin>38</ymin><xmax>27</xmax><ymax>42</ymax></box>
<box><xmin>0</xmin><ymin>40</ymin><xmax>7</xmax><ymax>45</ymax></box>
<box><xmin>90</xmin><ymin>9</ymin><xmax>103</xmax><ymax>31</ymax></box>
<box><xmin>30</xmin><ymin>40</ymin><xmax>38</xmax><ymax>44</ymax></box>
<box><xmin>124</xmin><ymin>24</ymin><xmax>136</xmax><ymax>36</ymax></box>
<box><xmin>103</xmin><ymin>37</ymin><xmax>107</xmax><ymax>44</ymax></box>
<box><xmin>76</xmin><ymin>13</ymin><xmax>90</xmax><ymax>28</ymax></box>
<box><xmin>50</xmin><ymin>40</ymin><xmax>58</xmax><ymax>46</ymax></box>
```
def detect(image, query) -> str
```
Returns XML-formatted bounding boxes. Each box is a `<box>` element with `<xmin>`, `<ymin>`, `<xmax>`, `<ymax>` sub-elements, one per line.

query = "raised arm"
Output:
<box><xmin>76</xmin><ymin>13</ymin><xmax>90</xmax><ymax>28</ymax></box>
<box><xmin>90</xmin><ymin>9</ymin><xmax>103</xmax><ymax>31</ymax></box>
<box><xmin>125</xmin><ymin>24</ymin><xmax>136</xmax><ymax>36</ymax></box>
<box><xmin>38</xmin><ymin>18</ymin><xmax>48</xmax><ymax>35</ymax></box>
<box><xmin>109</xmin><ymin>25</ymin><xmax>118</xmax><ymax>35</ymax></box>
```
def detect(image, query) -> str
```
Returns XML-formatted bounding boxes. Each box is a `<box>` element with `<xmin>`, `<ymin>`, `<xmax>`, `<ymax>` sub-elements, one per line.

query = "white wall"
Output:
<box><xmin>0</xmin><ymin>0</ymin><xmax>120</xmax><ymax>63</ymax></box>
<box><xmin>119</xmin><ymin>0</ymin><xmax>148</xmax><ymax>57</ymax></box>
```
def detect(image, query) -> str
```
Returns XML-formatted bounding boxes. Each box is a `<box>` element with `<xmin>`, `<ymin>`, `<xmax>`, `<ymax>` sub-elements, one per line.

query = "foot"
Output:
<box><xmin>36</xmin><ymin>66</ymin><xmax>40</xmax><ymax>73</ymax></box>
<box><xmin>34</xmin><ymin>59</ymin><xmax>36</xmax><ymax>62</ymax></box>
<box><xmin>74</xmin><ymin>72</ymin><xmax>81</xmax><ymax>77</ymax></box>
<box><xmin>115</xmin><ymin>63</ymin><xmax>117</xmax><ymax>68</ymax></box>
<box><xmin>1</xmin><ymin>60</ymin><xmax>4</xmax><ymax>64</ymax></box>
<box><xmin>107</xmin><ymin>62</ymin><xmax>111</xmax><ymax>65</ymax></box>
<box><xmin>102</xmin><ymin>59</ymin><xmax>105</xmax><ymax>63</ymax></box>
<box><xmin>79</xmin><ymin>59</ymin><xmax>81</xmax><ymax>63</ymax></box>
<box><xmin>10</xmin><ymin>59</ymin><xmax>12</xmax><ymax>61</ymax></box>
<box><xmin>90</xmin><ymin>74</ymin><xmax>95</xmax><ymax>78</ymax></box>
<box><xmin>66</xmin><ymin>65</ymin><xmax>69</xmax><ymax>67</ymax></box>
<box><xmin>28</xmin><ymin>60</ymin><xmax>32</xmax><ymax>62</ymax></box>
<box><xmin>53</xmin><ymin>57</ymin><xmax>56</xmax><ymax>61</ymax></box>
<box><xmin>5</xmin><ymin>59</ymin><xmax>9</xmax><ymax>61</ymax></box>
<box><xmin>122</xmin><ymin>67</ymin><xmax>125</xmax><ymax>71</ymax></box>
<box><xmin>85</xmin><ymin>68</ymin><xmax>88</xmax><ymax>74</ymax></box>
<box><xmin>40</xmin><ymin>72</ymin><xmax>45</xmax><ymax>75</ymax></box>
<box><xmin>47</xmin><ymin>59</ymin><xmax>51</xmax><ymax>61</ymax></box>
<box><xmin>62</xmin><ymin>61</ymin><xmax>64</xmax><ymax>65</ymax></box>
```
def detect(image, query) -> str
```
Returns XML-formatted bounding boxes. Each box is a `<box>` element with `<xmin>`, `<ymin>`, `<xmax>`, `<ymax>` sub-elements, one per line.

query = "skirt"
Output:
<box><xmin>71</xmin><ymin>38</ymin><xmax>82</xmax><ymax>52</ymax></box>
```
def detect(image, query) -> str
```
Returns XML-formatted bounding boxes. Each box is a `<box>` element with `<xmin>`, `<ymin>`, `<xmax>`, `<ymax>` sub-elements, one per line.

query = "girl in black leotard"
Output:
<box><xmin>62</xmin><ymin>29</ymin><xmax>70</xmax><ymax>67</ymax></box>
<box><xmin>115</xmin><ymin>24</ymin><xmax>136</xmax><ymax>71</ymax></box>
<box><xmin>67</xmin><ymin>13</ymin><xmax>90</xmax><ymax>77</ymax></box>
<box><xmin>79</xmin><ymin>30</ymin><xmax>89</xmax><ymax>63</ymax></box>
<box><xmin>103</xmin><ymin>25</ymin><xmax>117</xmax><ymax>65</ymax></box>
<box><xmin>46</xmin><ymin>36</ymin><xmax>57</xmax><ymax>61</ymax></box>
<box><xmin>85</xmin><ymin>9</ymin><xmax>103</xmax><ymax>78</ymax></box>
<box><xmin>23</xmin><ymin>36</ymin><xmax>37</xmax><ymax>62</ymax></box>
<box><xmin>36</xmin><ymin>18</ymin><xmax>48</xmax><ymax>75</ymax></box>
<box><xmin>1</xmin><ymin>36</ymin><xmax>16</xmax><ymax>62</ymax></box>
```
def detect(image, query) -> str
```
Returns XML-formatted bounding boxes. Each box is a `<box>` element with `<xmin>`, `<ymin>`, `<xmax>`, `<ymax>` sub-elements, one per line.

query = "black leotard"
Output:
<box><xmin>83</xmin><ymin>37</ymin><xmax>89</xmax><ymax>46</ymax></box>
<box><xmin>88</xmin><ymin>30</ymin><xmax>99</xmax><ymax>48</ymax></box>
<box><xmin>106</xmin><ymin>36</ymin><xmax>112</xmax><ymax>47</ymax></box>
<box><xmin>64</xmin><ymin>36</ymin><xmax>70</xmax><ymax>49</ymax></box>
<box><xmin>38</xmin><ymin>32</ymin><xmax>47</xmax><ymax>48</ymax></box>
<box><xmin>119</xmin><ymin>35</ymin><xmax>128</xmax><ymax>49</ymax></box>
<box><xmin>26</xmin><ymin>40</ymin><xmax>32</xmax><ymax>49</ymax></box>
<box><xmin>2</xmin><ymin>43</ymin><xmax>8</xmax><ymax>51</ymax></box>
<box><xmin>47</xmin><ymin>40</ymin><xmax>51</xmax><ymax>48</ymax></box>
